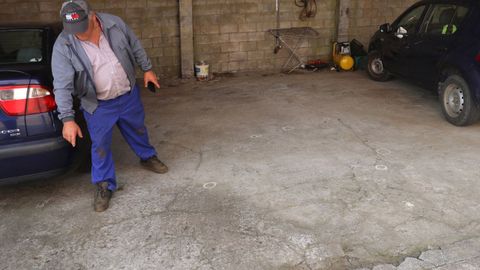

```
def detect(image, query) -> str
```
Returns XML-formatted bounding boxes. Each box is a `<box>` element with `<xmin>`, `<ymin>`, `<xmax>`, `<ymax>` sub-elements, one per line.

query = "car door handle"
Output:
<box><xmin>436</xmin><ymin>47</ymin><xmax>448</xmax><ymax>52</ymax></box>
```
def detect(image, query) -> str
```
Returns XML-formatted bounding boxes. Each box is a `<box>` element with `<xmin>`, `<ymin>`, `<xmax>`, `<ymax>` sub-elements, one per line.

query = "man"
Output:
<box><xmin>52</xmin><ymin>0</ymin><xmax>168</xmax><ymax>212</ymax></box>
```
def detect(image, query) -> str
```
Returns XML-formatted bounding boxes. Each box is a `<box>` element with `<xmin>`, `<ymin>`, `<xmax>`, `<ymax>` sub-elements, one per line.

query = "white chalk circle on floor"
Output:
<box><xmin>376</xmin><ymin>148</ymin><xmax>392</xmax><ymax>155</ymax></box>
<box><xmin>375</xmin><ymin>165</ymin><xmax>388</xmax><ymax>171</ymax></box>
<box><xmin>404</xmin><ymin>201</ymin><xmax>415</xmax><ymax>208</ymax></box>
<box><xmin>203</xmin><ymin>182</ymin><xmax>217</xmax><ymax>189</ymax></box>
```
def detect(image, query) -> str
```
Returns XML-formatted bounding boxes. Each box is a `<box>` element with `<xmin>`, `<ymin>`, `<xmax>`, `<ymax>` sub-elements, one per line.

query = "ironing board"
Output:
<box><xmin>268</xmin><ymin>27</ymin><xmax>320</xmax><ymax>73</ymax></box>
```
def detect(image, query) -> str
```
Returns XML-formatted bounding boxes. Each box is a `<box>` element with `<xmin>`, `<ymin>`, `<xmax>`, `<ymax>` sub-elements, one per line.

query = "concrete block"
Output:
<box><xmin>127</xmin><ymin>0</ymin><xmax>147</xmax><ymax>8</ymax></box>
<box><xmin>228</xmin><ymin>60</ymin><xmax>250</xmax><ymax>71</ymax></box>
<box><xmin>218</xmin><ymin>14</ymin><xmax>246</xmax><ymax>25</ymax></box>
<box><xmin>195</xmin><ymin>34</ymin><xmax>230</xmax><ymax>45</ymax></box>
<box><xmin>147</xmin><ymin>48</ymin><xmax>164</xmax><ymax>57</ymax></box>
<box><xmin>221</xmin><ymin>42</ymin><xmax>240</xmax><ymax>53</ymax></box>
<box><xmin>229</xmin><ymin>33</ymin><xmax>249</xmax><ymax>42</ymax></box>
<box><xmin>89</xmin><ymin>0</ymin><xmax>105</xmax><ymax>9</ymax></box>
<box><xmin>39</xmin><ymin>2</ymin><xmax>61</xmax><ymax>12</ymax></box>
<box><xmin>147</xmin><ymin>0</ymin><xmax>178</xmax><ymax>8</ymax></box>
<box><xmin>101</xmin><ymin>8</ymin><xmax>125</xmax><ymax>17</ymax></box>
<box><xmin>197</xmin><ymin>44</ymin><xmax>221</xmax><ymax>54</ymax></box>
<box><xmin>164</xmin><ymin>47</ymin><xmax>179</xmax><ymax>57</ymax></box>
<box><xmin>15</xmin><ymin>2</ymin><xmax>39</xmax><ymax>13</ymax></box>
<box><xmin>247</xmin><ymin>32</ymin><xmax>267</xmax><ymax>42</ymax></box>
<box><xmin>238</xmin><ymin>23</ymin><xmax>257</xmax><ymax>33</ymax></box>
<box><xmin>239</xmin><ymin>41</ymin><xmax>257</xmax><ymax>52</ymax></box>
<box><xmin>247</xmin><ymin>51</ymin><xmax>264</xmax><ymax>61</ymax></box>
<box><xmin>105</xmin><ymin>0</ymin><xmax>126</xmax><ymax>8</ymax></box>
<box><xmin>124</xmin><ymin>8</ymin><xmax>144</xmax><ymax>19</ymax></box>
<box><xmin>229</xmin><ymin>52</ymin><xmax>248</xmax><ymax>61</ymax></box>
<box><xmin>220</xmin><ymin>24</ymin><xmax>238</xmax><ymax>34</ymax></box>
<box><xmin>200</xmin><ymin>25</ymin><xmax>220</xmax><ymax>34</ymax></box>
<box><xmin>0</xmin><ymin>4</ymin><xmax>16</xmax><ymax>14</ymax></box>
<box><xmin>194</xmin><ymin>4</ymin><xmax>220</xmax><ymax>16</ymax></box>
<box><xmin>141</xmin><ymin>39</ymin><xmax>154</xmax><ymax>49</ymax></box>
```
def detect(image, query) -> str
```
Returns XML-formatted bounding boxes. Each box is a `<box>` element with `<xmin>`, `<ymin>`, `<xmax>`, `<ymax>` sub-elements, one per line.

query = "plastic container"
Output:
<box><xmin>195</xmin><ymin>61</ymin><xmax>209</xmax><ymax>81</ymax></box>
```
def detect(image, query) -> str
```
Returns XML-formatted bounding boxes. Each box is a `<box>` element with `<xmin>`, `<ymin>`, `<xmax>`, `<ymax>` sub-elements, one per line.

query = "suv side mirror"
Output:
<box><xmin>379</xmin><ymin>23</ymin><xmax>392</xmax><ymax>33</ymax></box>
<box><xmin>395</xmin><ymin>26</ymin><xmax>408</xmax><ymax>39</ymax></box>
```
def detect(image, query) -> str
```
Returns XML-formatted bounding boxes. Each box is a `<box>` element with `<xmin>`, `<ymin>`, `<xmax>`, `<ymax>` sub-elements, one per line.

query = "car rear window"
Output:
<box><xmin>0</xmin><ymin>29</ymin><xmax>44</xmax><ymax>65</ymax></box>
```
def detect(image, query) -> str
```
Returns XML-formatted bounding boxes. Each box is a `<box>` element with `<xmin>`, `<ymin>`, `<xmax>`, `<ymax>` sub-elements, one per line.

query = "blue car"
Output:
<box><xmin>0</xmin><ymin>24</ymin><xmax>89</xmax><ymax>184</ymax></box>
<box><xmin>367</xmin><ymin>0</ymin><xmax>480</xmax><ymax>126</ymax></box>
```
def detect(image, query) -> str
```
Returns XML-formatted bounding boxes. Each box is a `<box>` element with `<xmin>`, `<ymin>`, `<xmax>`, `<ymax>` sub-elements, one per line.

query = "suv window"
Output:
<box><xmin>421</xmin><ymin>4</ymin><xmax>469</xmax><ymax>36</ymax></box>
<box><xmin>394</xmin><ymin>5</ymin><xmax>426</xmax><ymax>34</ymax></box>
<box><xmin>0</xmin><ymin>29</ymin><xmax>44</xmax><ymax>65</ymax></box>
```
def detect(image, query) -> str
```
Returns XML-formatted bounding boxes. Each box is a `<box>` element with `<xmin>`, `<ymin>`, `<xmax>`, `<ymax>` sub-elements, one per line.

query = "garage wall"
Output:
<box><xmin>0</xmin><ymin>0</ymin><xmax>419</xmax><ymax>78</ymax></box>
<box><xmin>192</xmin><ymin>0</ymin><xmax>337</xmax><ymax>73</ymax></box>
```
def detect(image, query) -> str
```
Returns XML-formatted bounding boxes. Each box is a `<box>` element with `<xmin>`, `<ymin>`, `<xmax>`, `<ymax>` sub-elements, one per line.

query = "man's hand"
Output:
<box><xmin>63</xmin><ymin>121</ymin><xmax>83</xmax><ymax>147</ymax></box>
<box><xmin>144</xmin><ymin>70</ymin><xmax>160</xmax><ymax>89</ymax></box>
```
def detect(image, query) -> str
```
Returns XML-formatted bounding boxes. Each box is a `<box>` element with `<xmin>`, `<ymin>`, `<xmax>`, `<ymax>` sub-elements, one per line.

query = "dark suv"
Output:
<box><xmin>367</xmin><ymin>0</ymin><xmax>480</xmax><ymax>126</ymax></box>
<box><xmin>0</xmin><ymin>24</ymin><xmax>88</xmax><ymax>183</ymax></box>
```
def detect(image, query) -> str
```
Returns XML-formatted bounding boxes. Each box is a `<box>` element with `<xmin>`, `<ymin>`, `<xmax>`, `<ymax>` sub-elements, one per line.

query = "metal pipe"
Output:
<box><xmin>274</xmin><ymin>0</ymin><xmax>281</xmax><ymax>53</ymax></box>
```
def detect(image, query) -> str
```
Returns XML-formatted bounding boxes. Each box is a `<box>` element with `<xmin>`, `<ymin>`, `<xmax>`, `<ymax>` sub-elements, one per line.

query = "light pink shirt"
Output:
<box><xmin>79</xmin><ymin>33</ymin><xmax>131</xmax><ymax>100</ymax></box>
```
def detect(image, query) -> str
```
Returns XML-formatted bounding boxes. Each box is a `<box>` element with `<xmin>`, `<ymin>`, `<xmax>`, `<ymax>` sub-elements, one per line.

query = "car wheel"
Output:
<box><xmin>439</xmin><ymin>74</ymin><xmax>480</xmax><ymax>126</ymax></box>
<box><xmin>367</xmin><ymin>51</ymin><xmax>391</xmax><ymax>81</ymax></box>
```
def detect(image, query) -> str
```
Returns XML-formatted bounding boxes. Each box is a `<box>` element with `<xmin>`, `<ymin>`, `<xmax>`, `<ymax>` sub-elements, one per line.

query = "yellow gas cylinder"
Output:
<box><xmin>339</xmin><ymin>55</ymin><xmax>354</xmax><ymax>71</ymax></box>
<box><xmin>333</xmin><ymin>42</ymin><xmax>354</xmax><ymax>71</ymax></box>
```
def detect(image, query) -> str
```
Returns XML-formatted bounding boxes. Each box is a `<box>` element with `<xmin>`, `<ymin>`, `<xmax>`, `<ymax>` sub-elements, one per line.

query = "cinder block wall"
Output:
<box><xmin>192</xmin><ymin>0</ymin><xmax>337</xmax><ymax>73</ymax></box>
<box><xmin>0</xmin><ymin>0</ymin><xmax>418</xmax><ymax>78</ymax></box>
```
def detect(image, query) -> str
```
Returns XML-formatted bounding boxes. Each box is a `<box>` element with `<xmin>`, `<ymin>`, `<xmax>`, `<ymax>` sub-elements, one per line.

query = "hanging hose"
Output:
<box><xmin>295</xmin><ymin>0</ymin><xmax>317</xmax><ymax>20</ymax></box>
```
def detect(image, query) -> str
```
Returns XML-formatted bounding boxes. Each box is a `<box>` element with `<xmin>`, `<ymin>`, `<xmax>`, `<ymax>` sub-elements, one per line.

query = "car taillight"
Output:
<box><xmin>0</xmin><ymin>85</ymin><xmax>56</xmax><ymax>116</ymax></box>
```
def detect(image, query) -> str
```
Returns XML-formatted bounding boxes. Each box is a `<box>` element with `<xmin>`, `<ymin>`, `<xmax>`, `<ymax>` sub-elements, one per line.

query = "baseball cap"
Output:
<box><xmin>60</xmin><ymin>0</ymin><xmax>91</xmax><ymax>35</ymax></box>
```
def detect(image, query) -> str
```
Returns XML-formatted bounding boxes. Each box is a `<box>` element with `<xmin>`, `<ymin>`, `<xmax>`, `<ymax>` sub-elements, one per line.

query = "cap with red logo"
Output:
<box><xmin>60</xmin><ymin>0</ymin><xmax>90</xmax><ymax>35</ymax></box>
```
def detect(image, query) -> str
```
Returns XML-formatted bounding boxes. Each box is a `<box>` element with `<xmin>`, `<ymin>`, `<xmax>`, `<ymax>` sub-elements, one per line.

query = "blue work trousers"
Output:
<box><xmin>82</xmin><ymin>85</ymin><xmax>157</xmax><ymax>191</ymax></box>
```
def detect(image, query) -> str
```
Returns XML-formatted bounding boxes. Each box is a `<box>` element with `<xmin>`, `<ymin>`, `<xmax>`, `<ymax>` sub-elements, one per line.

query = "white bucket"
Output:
<box><xmin>195</xmin><ymin>61</ymin><xmax>209</xmax><ymax>81</ymax></box>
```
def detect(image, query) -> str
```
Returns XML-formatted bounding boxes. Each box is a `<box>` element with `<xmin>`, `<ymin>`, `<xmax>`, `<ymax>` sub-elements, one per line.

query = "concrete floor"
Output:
<box><xmin>1</xmin><ymin>71</ymin><xmax>480</xmax><ymax>270</ymax></box>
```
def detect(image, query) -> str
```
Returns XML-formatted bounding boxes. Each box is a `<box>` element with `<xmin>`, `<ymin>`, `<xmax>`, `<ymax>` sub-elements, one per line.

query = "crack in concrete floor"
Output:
<box><xmin>1</xmin><ymin>72</ymin><xmax>480</xmax><ymax>269</ymax></box>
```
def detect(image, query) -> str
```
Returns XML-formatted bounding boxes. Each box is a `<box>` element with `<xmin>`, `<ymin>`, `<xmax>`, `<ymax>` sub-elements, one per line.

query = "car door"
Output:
<box><xmin>382</xmin><ymin>4</ymin><xmax>427</xmax><ymax>77</ymax></box>
<box><xmin>405</xmin><ymin>3</ymin><xmax>471</xmax><ymax>87</ymax></box>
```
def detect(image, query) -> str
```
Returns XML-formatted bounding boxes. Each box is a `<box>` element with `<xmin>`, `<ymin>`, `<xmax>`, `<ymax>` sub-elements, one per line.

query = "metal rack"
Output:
<box><xmin>268</xmin><ymin>27</ymin><xmax>320</xmax><ymax>73</ymax></box>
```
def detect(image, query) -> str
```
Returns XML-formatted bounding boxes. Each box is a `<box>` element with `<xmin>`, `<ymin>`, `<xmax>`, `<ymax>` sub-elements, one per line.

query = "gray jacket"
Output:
<box><xmin>52</xmin><ymin>13</ymin><xmax>152</xmax><ymax>122</ymax></box>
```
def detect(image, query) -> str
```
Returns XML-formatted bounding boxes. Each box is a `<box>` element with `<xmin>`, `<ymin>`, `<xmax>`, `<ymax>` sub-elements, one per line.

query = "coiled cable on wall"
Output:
<box><xmin>295</xmin><ymin>0</ymin><xmax>317</xmax><ymax>20</ymax></box>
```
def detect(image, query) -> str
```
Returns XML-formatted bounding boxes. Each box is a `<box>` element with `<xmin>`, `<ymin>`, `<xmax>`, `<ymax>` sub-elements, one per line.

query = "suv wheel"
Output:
<box><xmin>367</xmin><ymin>51</ymin><xmax>391</xmax><ymax>81</ymax></box>
<box><xmin>439</xmin><ymin>74</ymin><xmax>480</xmax><ymax>126</ymax></box>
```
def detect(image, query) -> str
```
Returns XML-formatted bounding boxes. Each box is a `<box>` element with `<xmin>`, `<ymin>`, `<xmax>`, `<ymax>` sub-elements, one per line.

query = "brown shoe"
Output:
<box><xmin>94</xmin><ymin>182</ymin><xmax>112</xmax><ymax>212</ymax></box>
<box><xmin>140</xmin><ymin>156</ymin><xmax>169</xmax><ymax>174</ymax></box>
